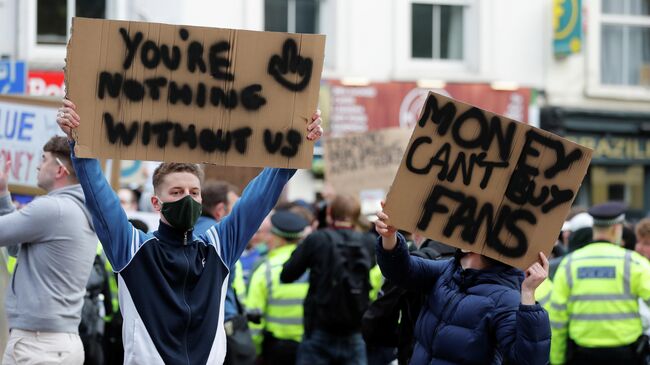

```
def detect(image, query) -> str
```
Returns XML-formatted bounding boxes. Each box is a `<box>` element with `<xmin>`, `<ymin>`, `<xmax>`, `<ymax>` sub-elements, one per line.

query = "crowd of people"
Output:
<box><xmin>1</xmin><ymin>97</ymin><xmax>650</xmax><ymax>365</ymax></box>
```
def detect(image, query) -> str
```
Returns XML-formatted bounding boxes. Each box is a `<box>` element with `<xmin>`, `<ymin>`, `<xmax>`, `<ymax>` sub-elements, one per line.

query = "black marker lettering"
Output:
<box><xmin>267</xmin><ymin>39</ymin><xmax>313</xmax><ymax>91</ymax></box>
<box><xmin>120</xmin><ymin>29</ymin><xmax>143</xmax><ymax>69</ymax></box>
<box><xmin>98</xmin><ymin>72</ymin><xmax>122</xmax><ymax>99</ymax></box>
<box><xmin>209</xmin><ymin>41</ymin><xmax>234</xmax><ymax>81</ymax></box>
<box><xmin>240</xmin><ymin>84</ymin><xmax>266</xmax><ymax>111</ymax></box>
<box><xmin>232</xmin><ymin>127</ymin><xmax>253</xmax><ymax>154</ymax></box>
<box><xmin>140</xmin><ymin>40</ymin><xmax>160</xmax><ymax>69</ymax></box>
<box><xmin>281</xmin><ymin>130</ymin><xmax>302</xmax><ymax>157</ymax></box>
<box><xmin>417</xmin><ymin>185</ymin><xmax>464</xmax><ymax>231</ymax></box>
<box><xmin>160</xmin><ymin>45</ymin><xmax>181</xmax><ymax>70</ymax></box>
<box><xmin>199</xmin><ymin>129</ymin><xmax>231</xmax><ymax>152</ymax></box>
<box><xmin>144</xmin><ymin>77</ymin><xmax>168</xmax><ymax>100</ymax></box>
<box><xmin>173</xmin><ymin>124</ymin><xmax>197</xmax><ymax>149</ymax></box>
<box><xmin>187</xmin><ymin>41</ymin><xmax>206</xmax><ymax>73</ymax></box>
<box><xmin>417</xmin><ymin>94</ymin><xmax>457</xmax><ymax>135</ymax></box>
<box><xmin>169</xmin><ymin>82</ymin><xmax>192</xmax><ymax>105</ymax></box>
<box><xmin>103</xmin><ymin>113</ymin><xmax>138</xmax><ymax>145</ymax></box>
<box><xmin>151</xmin><ymin>122</ymin><xmax>174</xmax><ymax>148</ymax></box>
<box><xmin>123</xmin><ymin>79</ymin><xmax>145</xmax><ymax>101</ymax></box>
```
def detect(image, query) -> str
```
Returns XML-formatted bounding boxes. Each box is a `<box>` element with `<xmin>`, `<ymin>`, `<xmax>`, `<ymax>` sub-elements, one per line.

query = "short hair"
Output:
<box><xmin>636</xmin><ymin>218</ymin><xmax>650</xmax><ymax>239</ymax></box>
<box><xmin>43</xmin><ymin>136</ymin><xmax>76</xmax><ymax>180</ymax></box>
<box><xmin>152</xmin><ymin>163</ymin><xmax>204</xmax><ymax>194</ymax></box>
<box><xmin>330</xmin><ymin>194</ymin><xmax>361</xmax><ymax>222</ymax></box>
<box><xmin>201</xmin><ymin>181</ymin><xmax>239</xmax><ymax>213</ymax></box>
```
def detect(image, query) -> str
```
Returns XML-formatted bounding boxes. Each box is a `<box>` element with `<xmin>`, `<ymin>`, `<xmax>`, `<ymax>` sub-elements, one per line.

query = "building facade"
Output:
<box><xmin>542</xmin><ymin>0</ymin><xmax>650</xmax><ymax>219</ymax></box>
<box><xmin>6</xmin><ymin>1</ymin><xmax>645</xmax><ymax>213</ymax></box>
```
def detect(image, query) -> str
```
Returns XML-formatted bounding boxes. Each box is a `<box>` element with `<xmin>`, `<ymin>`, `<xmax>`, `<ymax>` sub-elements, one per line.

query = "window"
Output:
<box><xmin>411</xmin><ymin>3</ymin><xmax>464</xmax><ymax>60</ymax></box>
<box><xmin>600</xmin><ymin>0</ymin><xmax>650</xmax><ymax>87</ymax></box>
<box><xmin>36</xmin><ymin>0</ymin><xmax>106</xmax><ymax>45</ymax></box>
<box><xmin>265</xmin><ymin>0</ymin><xmax>319</xmax><ymax>34</ymax></box>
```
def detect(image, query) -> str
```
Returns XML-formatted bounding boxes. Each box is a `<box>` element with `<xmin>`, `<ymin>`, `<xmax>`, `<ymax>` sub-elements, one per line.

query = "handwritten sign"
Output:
<box><xmin>324</xmin><ymin>128</ymin><xmax>411</xmax><ymax>197</ymax></box>
<box><xmin>0</xmin><ymin>96</ymin><xmax>62</xmax><ymax>190</ymax></box>
<box><xmin>385</xmin><ymin>92</ymin><xmax>592</xmax><ymax>269</ymax></box>
<box><xmin>65</xmin><ymin>18</ymin><xmax>325</xmax><ymax>168</ymax></box>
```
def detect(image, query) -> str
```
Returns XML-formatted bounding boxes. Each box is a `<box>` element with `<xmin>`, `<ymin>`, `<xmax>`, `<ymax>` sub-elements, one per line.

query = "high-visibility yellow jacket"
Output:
<box><xmin>369</xmin><ymin>264</ymin><xmax>383</xmax><ymax>301</ymax></box>
<box><xmin>549</xmin><ymin>242</ymin><xmax>650</xmax><ymax>364</ymax></box>
<box><xmin>246</xmin><ymin>243</ymin><xmax>308</xmax><ymax>354</ymax></box>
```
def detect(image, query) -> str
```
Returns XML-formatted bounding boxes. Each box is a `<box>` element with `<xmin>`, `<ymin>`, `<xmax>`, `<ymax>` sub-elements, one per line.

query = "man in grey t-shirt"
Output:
<box><xmin>0</xmin><ymin>136</ymin><xmax>97</xmax><ymax>365</ymax></box>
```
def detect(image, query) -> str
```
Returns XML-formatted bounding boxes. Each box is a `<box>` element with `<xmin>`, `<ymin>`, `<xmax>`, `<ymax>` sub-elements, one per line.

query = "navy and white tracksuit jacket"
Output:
<box><xmin>71</xmin><ymin>151</ymin><xmax>294</xmax><ymax>364</ymax></box>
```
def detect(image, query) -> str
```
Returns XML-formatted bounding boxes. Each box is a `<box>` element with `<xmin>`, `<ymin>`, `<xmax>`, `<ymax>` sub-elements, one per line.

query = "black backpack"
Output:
<box><xmin>317</xmin><ymin>229</ymin><xmax>373</xmax><ymax>334</ymax></box>
<box><xmin>361</xmin><ymin>240</ymin><xmax>454</xmax><ymax>365</ymax></box>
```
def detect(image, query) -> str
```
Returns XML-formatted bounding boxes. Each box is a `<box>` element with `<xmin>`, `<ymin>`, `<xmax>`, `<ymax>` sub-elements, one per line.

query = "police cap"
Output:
<box><xmin>270</xmin><ymin>210</ymin><xmax>309</xmax><ymax>240</ymax></box>
<box><xmin>588</xmin><ymin>201</ymin><xmax>627</xmax><ymax>227</ymax></box>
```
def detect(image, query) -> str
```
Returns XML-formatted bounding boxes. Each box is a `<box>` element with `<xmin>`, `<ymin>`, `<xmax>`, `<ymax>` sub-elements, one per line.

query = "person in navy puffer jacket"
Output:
<box><xmin>375</xmin><ymin>208</ymin><xmax>551</xmax><ymax>365</ymax></box>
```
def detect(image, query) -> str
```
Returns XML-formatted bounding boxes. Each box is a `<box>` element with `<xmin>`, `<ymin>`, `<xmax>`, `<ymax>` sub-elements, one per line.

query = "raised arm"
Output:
<box><xmin>70</xmin><ymin>150</ymin><xmax>136</xmax><ymax>270</ymax></box>
<box><xmin>57</xmin><ymin>99</ymin><xmax>136</xmax><ymax>270</ymax></box>
<box><xmin>492</xmin><ymin>291</ymin><xmax>551</xmax><ymax>365</ymax></box>
<box><xmin>212</xmin><ymin>110</ymin><xmax>323</xmax><ymax>268</ymax></box>
<box><xmin>0</xmin><ymin>191</ymin><xmax>61</xmax><ymax>246</ymax></box>
<box><xmin>280</xmin><ymin>231</ymin><xmax>316</xmax><ymax>283</ymax></box>
<box><xmin>214</xmin><ymin>167</ymin><xmax>295</xmax><ymax>268</ymax></box>
<box><xmin>375</xmin><ymin>233</ymin><xmax>446</xmax><ymax>291</ymax></box>
<box><xmin>374</xmin><ymin>205</ymin><xmax>447</xmax><ymax>291</ymax></box>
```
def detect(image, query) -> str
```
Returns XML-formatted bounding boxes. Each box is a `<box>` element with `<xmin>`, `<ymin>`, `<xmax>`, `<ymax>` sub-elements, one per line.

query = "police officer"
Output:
<box><xmin>549</xmin><ymin>202</ymin><xmax>650</xmax><ymax>365</ymax></box>
<box><xmin>246</xmin><ymin>210</ymin><xmax>310</xmax><ymax>365</ymax></box>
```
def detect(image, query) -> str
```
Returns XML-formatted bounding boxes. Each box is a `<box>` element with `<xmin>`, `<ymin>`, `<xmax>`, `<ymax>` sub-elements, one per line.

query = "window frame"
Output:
<box><xmin>586</xmin><ymin>0</ymin><xmax>650</xmax><ymax>101</ymax></box>
<box><xmin>20</xmin><ymin>0</ymin><xmax>116</xmax><ymax>63</ymax></box>
<box><xmin>264</xmin><ymin>0</ymin><xmax>320</xmax><ymax>34</ymax></box>
<box><xmin>395</xmin><ymin>0</ymin><xmax>478</xmax><ymax>79</ymax></box>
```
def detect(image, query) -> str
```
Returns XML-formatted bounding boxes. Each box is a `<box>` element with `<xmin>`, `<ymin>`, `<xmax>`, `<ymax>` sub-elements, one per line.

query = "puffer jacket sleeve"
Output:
<box><xmin>376</xmin><ymin>233</ymin><xmax>447</xmax><ymax>292</ymax></box>
<box><xmin>491</xmin><ymin>290</ymin><xmax>551</xmax><ymax>365</ymax></box>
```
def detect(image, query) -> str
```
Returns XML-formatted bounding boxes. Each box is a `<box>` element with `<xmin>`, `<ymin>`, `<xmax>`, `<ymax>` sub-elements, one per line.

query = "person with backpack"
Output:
<box><xmin>362</xmin><ymin>239</ymin><xmax>456</xmax><ymax>365</ymax></box>
<box><xmin>374</xmin><ymin>205</ymin><xmax>551</xmax><ymax>365</ymax></box>
<box><xmin>281</xmin><ymin>193</ymin><xmax>376</xmax><ymax>365</ymax></box>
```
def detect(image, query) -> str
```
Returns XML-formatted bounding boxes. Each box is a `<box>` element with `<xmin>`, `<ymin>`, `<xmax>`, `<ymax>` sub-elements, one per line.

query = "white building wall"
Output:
<box><xmin>544</xmin><ymin>0</ymin><xmax>650</xmax><ymax>112</ymax></box>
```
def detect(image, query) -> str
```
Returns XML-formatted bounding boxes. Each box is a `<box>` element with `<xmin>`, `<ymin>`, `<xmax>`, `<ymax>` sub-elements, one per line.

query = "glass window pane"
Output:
<box><xmin>603</xmin><ymin>0</ymin><xmax>650</xmax><ymax>15</ymax></box>
<box><xmin>296</xmin><ymin>0</ymin><xmax>318</xmax><ymax>34</ymax></box>
<box><xmin>440</xmin><ymin>5</ymin><xmax>463</xmax><ymax>60</ymax></box>
<box><xmin>76</xmin><ymin>0</ymin><xmax>106</xmax><ymax>18</ymax></box>
<box><xmin>601</xmin><ymin>25</ymin><xmax>650</xmax><ymax>86</ymax></box>
<box><xmin>37</xmin><ymin>0</ymin><xmax>67</xmax><ymax>45</ymax></box>
<box><xmin>627</xmin><ymin>26</ymin><xmax>650</xmax><ymax>86</ymax></box>
<box><xmin>412</xmin><ymin>3</ymin><xmax>433</xmax><ymax>58</ymax></box>
<box><xmin>601</xmin><ymin>25</ymin><xmax>625</xmax><ymax>84</ymax></box>
<box><xmin>603</xmin><ymin>0</ymin><xmax>626</xmax><ymax>14</ymax></box>
<box><xmin>265</xmin><ymin>0</ymin><xmax>288</xmax><ymax>32</ymax></box>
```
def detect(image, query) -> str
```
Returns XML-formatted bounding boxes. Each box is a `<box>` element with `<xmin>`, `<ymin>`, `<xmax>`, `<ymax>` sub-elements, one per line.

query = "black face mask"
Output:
<box><xmin>160</xmin><ymin>195</ymin><xmax>202</xmax><ymax>232</ymax></box>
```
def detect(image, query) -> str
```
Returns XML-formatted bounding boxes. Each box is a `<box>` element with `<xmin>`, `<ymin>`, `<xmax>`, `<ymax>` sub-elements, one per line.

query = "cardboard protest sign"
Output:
<box><xmin>65</xmin><ymin>18</ymin><xmax>325</xmax><ymax>168</ymax></box>
<box><xmin>324</xmin><ymin>128</ymin><xmax>411</xmax><ymax>198</ymax></box>
<box><xmin>0</xmin><ymin>95</ymin><xmax>62</xmax><ymax>193</ymax></box>
<box><xmin>384</xmin><ymin>92</ymin><xmax>592</xmax><ymax>269</ymax></box>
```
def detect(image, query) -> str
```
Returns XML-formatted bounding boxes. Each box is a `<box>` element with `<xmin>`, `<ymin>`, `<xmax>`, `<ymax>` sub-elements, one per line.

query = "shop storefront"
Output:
<box><xmin>541</xmin><ymin>107</ymin><xmax>650</xmax><ymax>220</ymax></box>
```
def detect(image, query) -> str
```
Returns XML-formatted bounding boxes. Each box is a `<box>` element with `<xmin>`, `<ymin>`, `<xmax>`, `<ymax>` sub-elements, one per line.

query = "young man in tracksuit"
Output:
<box><xmin>56</xmin><ymin>99</ymin><xmax>323</xmax><ymax>365</ymax></box>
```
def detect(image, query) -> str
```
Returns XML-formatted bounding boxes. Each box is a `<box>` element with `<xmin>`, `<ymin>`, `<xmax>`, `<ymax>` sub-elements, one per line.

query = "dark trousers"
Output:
<box><xmin>224</xmin><ymin>315</ymin><xmax>257</xmax><ymax>365</ymax></box>
<box><xmin>296</xmin><ymin>329</ymin><xmax>367</xmax><ymax>365</ymax></box>
<box><xmin>262</xmin><ymin>334</ymin><xmax>299</xmax><ymax>365</ymax></box>
<box><xmin>569</xmin><ymin>342</ymin><xmax>637</xmax><ymax>365</ymax></box>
